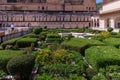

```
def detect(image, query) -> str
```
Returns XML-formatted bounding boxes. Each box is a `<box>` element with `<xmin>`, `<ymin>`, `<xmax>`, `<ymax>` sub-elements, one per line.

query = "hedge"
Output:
<box><xmin>47</xmin><ymin>34</ymin><xmax>61</xmax><ymax>38</ymax></box>
<box><xmin>23</xmin><ymin>34</ymin><xmax>39</xmax><ymax>38</ymax></box>
<box><xmin>92</xmin><ymin>74</ymin><xmax>108</xmax><ymax>80</ymax></box>
<box><xmin>46</xmin><ymin>38</ymin><xmax>62</xmax><ymax>43</ymax></box>
<box><xmin>61</xmin><ymin>38</ymin><xmax>104</xmax><ymax>55</ymax></box>
<box><xmin>45</xmin><ymin>28</ymin><xmax>101</xmax><ymax>34</ymax></box>
<box><xmin>103</xmin><ymin>38</ymin><xmax>120</xmax><ymax>48</ymax></box>
<box><xmin>41</xmin><ymin>63</ymin><xmax>86</xmax><ymax>77</ymax></box>
<box><xmin>35</xmin><ymin>74</ymin><xmax>87</xmax><ymax>80</ymax></box>
<box><xmin>33</xmin><ymin>27</ymin><xmax>42</xmax><ymax>35</ymax></box>
<box><xmin>0</xmin><ymin>50</ymin><xmax>26</xmax><ymax>72</ymax></box>
<box><xmin>85</xmin><ymin>46</ymin><xmax>120</xmax><ymax>70</ymax></box>
<box><xmin>16</xmin><ymin>38</ymin><xmax>38</xmax><ymax>48</ymax></box>
<box><xmin>7</xmin><ymin>54</ymin><xmax>35</xmax><ymax>80</ymax></box>
<box><xmin>46</xmin><ymin>34</ymin><xmax>62</xmax><ymax>43</ymax></box>
<box><xmin>1</xmin><ymin>38</ymin><xmax>21</xmax><ymax>49</ymax></box>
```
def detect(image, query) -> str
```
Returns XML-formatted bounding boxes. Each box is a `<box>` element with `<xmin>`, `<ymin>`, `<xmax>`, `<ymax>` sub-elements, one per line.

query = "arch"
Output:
<box><xmin>115</xmin><ymin>17</ymin><xmax>120</xmax><ymax>28</ymax></box>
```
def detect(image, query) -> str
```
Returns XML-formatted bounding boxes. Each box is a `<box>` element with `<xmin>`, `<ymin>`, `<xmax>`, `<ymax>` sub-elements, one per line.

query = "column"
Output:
<box><xmin>92</xmin><ymin>18</ymin><xmax>95</xmax><ymax>28</ymax></box>
<box><xmin>99</xmin><ymin>19</ymin><xmax>106</xmax><ymax>29</ymax></box>
<box><xmin>110</xmin><ymin>18</ymin><xmax>115</xmax><ymax>28</ymax></box>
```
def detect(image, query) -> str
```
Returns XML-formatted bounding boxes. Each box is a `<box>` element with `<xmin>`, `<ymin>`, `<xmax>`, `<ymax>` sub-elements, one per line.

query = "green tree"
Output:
<box><xmin>7</xmin><ymin>54</ymin><xmax>35</xmax><ymax>80</ymax></box>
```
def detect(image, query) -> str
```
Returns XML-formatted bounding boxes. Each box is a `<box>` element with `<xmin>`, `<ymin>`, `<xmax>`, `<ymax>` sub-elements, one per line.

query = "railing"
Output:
<box><xmin>0</xmin><ymin>27</ymin><xmax>33</xmax><ymax>43</ymax></box>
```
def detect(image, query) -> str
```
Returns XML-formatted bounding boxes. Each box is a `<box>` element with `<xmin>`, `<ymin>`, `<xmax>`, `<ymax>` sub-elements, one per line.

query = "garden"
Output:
<box><xmin>0</xmin><ymin>27</ymin><xmax>120</xmax><ymax>80</ymax></box>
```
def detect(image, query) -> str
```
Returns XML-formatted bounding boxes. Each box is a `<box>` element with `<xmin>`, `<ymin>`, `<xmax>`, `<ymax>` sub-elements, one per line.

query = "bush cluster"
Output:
<box><xmin>103</xmin><ymin>38</ymin><xmax>120</xmax><ymax>48</ymax></box>
<box><xmin>0</xmin><ymin>50</ymin><xmax>26</xmax><ymax>72</ymax></box>
<box><xmin>7</xmin><ymin>54</ymin><xmax>35</xmax><ymax>80</ymax></box>
<box><xmin>46</xmin><ymin>34</ymin><xmax>62</xmax><ymax>43</ymax></box>
<box><xmin>16</xmin><ymin>38</ymin><xmax>38</xmax><ymax>48</ymax></box>
<box><xmin>35</xmin><ymin>49</ymin><xmax>86</xmax><ymax>77</ymax></box>
<box><xmin>1</xmin><ymin>38</ymin><xmax>20</xmax><ymax>49</ymax></box>
<box><xmin>33</xmin><ymin>27</ymin><xmax>42</xmax><ymax>35</ymax></box>
<box><xmin>85</xmin><ymin>46</ymin><xmax>120</xmax><ymax>70</ymax></box>
<box><xmin>35</xmin><ymin>74</ymin><xmax>87</xmax><ymax>80</ymax></box>
<box><xmin>61</xmin><ymin>38</ymin><xmax>104</xmax><ymax>55</ymax></box>
<box><xmin>23</xmin><ymin>34</ymin><xmax>39</xmax><ymax>38</ymax></box>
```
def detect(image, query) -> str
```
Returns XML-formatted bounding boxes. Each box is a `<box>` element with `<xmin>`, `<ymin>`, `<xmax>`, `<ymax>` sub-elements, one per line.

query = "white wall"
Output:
<box><xmin>100</xmin><ymin>0</ymin><xmax>120</xmax><ymax>13</ymax></box>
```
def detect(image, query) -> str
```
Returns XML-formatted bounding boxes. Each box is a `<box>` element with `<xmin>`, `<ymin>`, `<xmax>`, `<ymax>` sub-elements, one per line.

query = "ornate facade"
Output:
<box><xmin>0</xmin><ymin>0</ymin><xmax>97</xmax><ymax>28</ymax></box>
<box><xmin>99</xmin><ymin>0</ymin><xmax>120</xmax><ymax>29</ymax></box>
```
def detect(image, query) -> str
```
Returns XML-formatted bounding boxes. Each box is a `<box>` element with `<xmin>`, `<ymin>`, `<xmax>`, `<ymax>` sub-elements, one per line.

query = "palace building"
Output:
<box><xmin>0</xmin><ymin>0</ymin><xmax>97</xmax><ymax>28</ymax></box>
<box><xmin>99</xmin><ymin>0</ymin><xmax>120</xmax><ymax>29</ymax></box>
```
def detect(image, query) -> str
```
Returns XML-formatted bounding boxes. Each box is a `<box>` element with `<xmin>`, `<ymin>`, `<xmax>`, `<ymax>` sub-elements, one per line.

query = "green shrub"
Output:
<box><xmin>0</xmin><ymin>70</ymin><xmax>6</xmax><ymax>77</ymax></box>
<box><xmin>1</xmin><ymin>38</ymin><xmax>20</xmax><ymax>49</ymax></box>
<box><xmin>46</xmin><ymin>38</ymin><xmax>62</xmax><ymax>43</ymax></box>
<box><xmin>92</xmin><ymin>73</ymin><xmax>108</xmax><ymax>80</ymax></box>
<box><xmin>35</xmin><ymin>74</ymin><xmax>86</xmax><ymax>80</ymax></box>
<box><xmin>39</xmin><ymin>32</ymin><xmax>48</xmax><ymax>41</ymax></box>
<box><xmin>23</xmin><ymin>34</ymin><xmax>39</xmax><ymax>38</ymax></box>
<box><xmin>107</xmin><ymin>27</ymin><xmax>113</xmax><ymax>32</ymax></box>
<box><xmin>69</xmin><ymin>74</ymin><xmax>87</xmax><ymax>80</ymax></box>
<box><xmin>106</xmin><ymin>65</ymin><xmax>120</xmax><ymax>73</ymax></box>
<box><xmin>35</xmin><ymin>49</ymin><xmax>52</xmax><ymax>66</ymax></box>
<box><xmin>61</xmin><ymin>38</ymin><xmax>104</xmax><ymax>55</ymax></box>
<box><xmin>39</xmin><ymin>42</ymin><xmax>47</xmax><ymax>49</ymax></box>
<box><xmin>112</xmin><ymin>34</ymin><xmax>120</xmax><ymax>38</ymax></box>
<box><xmin>33</xmin><ymin>27</ymin><xmax>42</xmax><ymax>35</ymax></box>
<box><xmin>0</xmin><ymin>50</ymin><xmax>26</xmax><ymax>72</ymax></box>
<box><xmin>41</xmin><ymin>63</ymin><xmax>86</xmax><ymax>76</ymax></box>
<box><xmin>16</xmin><ymin>38</ymin><xmax>37</xmax><ymax>48</ymax></box>
<box><xmin>103</xmin><ymin>38</ymin><xmax>120</xmax><ymax>48</ymax></box>
<box><xmin>35</xmin><ymin>49</ymin><xmax>85</xmax><ymax>66</ymax></box>
<box><xmin>35</xmin><ymin>74</ymin><xmax>53</xmax><ymax>80</ymax></box>
<box><xmin>46</xmin><ymin>34</ymin><xmax>62</xmax><ymax>43</ymax></box>
<box><xmin>110</xmin><ymin>32</ymin><xmax>117</xmax><ymax>35</ymax></box>
<box><xmin>85</xmin><ymin>46</ymin><xmax>120</xmax><ymax>70</ymax></box>
<box><xmin>86</xmin><ymin>68</ymin><xmax>98</xmax><ymax>79</ymax></box>
<box><xmin>92</xmin><ymin>31</ymin><xmax>111</xmax><ymax>41</ymax></box>
<box><xmin>47</xmin><ymin>34</ymin><xmax>61</xmax><ymax>38</ymax></box>
<box><xmin>7</xmin><ymin>54</ymin><xmax>35</xmax><ymax>80</ymax></box>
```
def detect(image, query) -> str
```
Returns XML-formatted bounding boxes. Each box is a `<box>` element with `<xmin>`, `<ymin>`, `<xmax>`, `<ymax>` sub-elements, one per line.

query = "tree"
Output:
<box><xmin>7</xmin><ymin>54</ymin><xmax>35</xmax><ymax>80</ymax></box>
<box><xmin>107</xmin><ymin>27</ymin><xmax>113</xmax><ymax>32</ymax></box>
<box><xmin>33</xmin><ymin>27</ymin><xmax>42</xmax><ymax>35</ymax></box>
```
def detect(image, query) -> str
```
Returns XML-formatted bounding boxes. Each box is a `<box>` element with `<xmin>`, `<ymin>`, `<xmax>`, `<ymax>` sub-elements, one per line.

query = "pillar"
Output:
<box><xmin>110</xmin><ymin>18</ymin><xmax>115</xmax><ymax>28</ymax></box>
<box><xmin>99</xmin><ymin>19</ymin><xmax>106</xmax><ymax>29</ymax></box>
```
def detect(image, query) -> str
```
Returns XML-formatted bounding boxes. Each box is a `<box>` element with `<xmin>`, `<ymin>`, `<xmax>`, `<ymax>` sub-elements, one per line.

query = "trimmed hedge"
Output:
<box><xmin>61</xmin><ymin>38</ymin><xmax>104</xmax><ymax>55</ymax></box>
<box><xmin>103</xmin><ymin>38</ymin><xmax>120</xmax><ymax>48</ymax></box>
<box><xmin>35</xmin><ymin>74</ymin><xmax>87</xmax><ymax>80</ymax></box>
<box><xmin>85</xmin><ymin>46</ymin><xmax>120</xmax><ymax>70</ymax></box>
<box><xmin>33</xmin><ymin>27</ymin><xmax>42</xmax><ymax>35</ymax></box>
<box><xmin>46</xmin><ymin>38</ymin><xmax>62</xmax><ymax>43</ymax></box>
<box><xmin>7</xmin><ymin>54</ymin><xmax>35</xmax><ymax>80</ymax></box>
<box><xmin>0</xmin><ymin>50</ymin><xmax>26</xmax><ymax>72</ymax></box>
<box><xmin>45</xmin><ymin>28</ymin><xmax>101</xmax><ymax>34</ymax></box>
<box><xmin>46</xmin><ymin>34</ymin><xmax>62</xmax><ymax>43</ymax></box>
<box><xmin>41</xmin><ymin>63</ymin><xmax>86</xmax><ymax>77</ymax></box>
<box><xmin>47</xmin><ymin>34</ymin><xmax>61</xmax><ymax>38</ymax></box>
<box><xmin>16</xmin><ymin>38</ymin><xmax>38</xmax><ymax>48</ymax></box>
<box><xmin>1</xmin><ymin>38</ymin><xmax>20</xmax><ymax>49</ymax></box>
<box><xmin>23</xmin><ymin>34</ymin><xmax>39</xmax><ymax>38</ymax></box>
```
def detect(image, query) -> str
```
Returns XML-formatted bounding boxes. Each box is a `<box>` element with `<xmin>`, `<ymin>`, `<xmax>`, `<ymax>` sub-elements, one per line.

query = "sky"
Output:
<box><xmin>96</xmin><ymin>0</ymin><xmax>103</xmax><ymax>3</ymax></box>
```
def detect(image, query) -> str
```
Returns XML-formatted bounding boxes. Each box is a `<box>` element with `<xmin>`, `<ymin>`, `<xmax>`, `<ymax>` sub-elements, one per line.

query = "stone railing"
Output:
<box><xmin>0</xmin><ymin>27</ymin><xmax>33</xmax><ymax>43</ymax></box>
